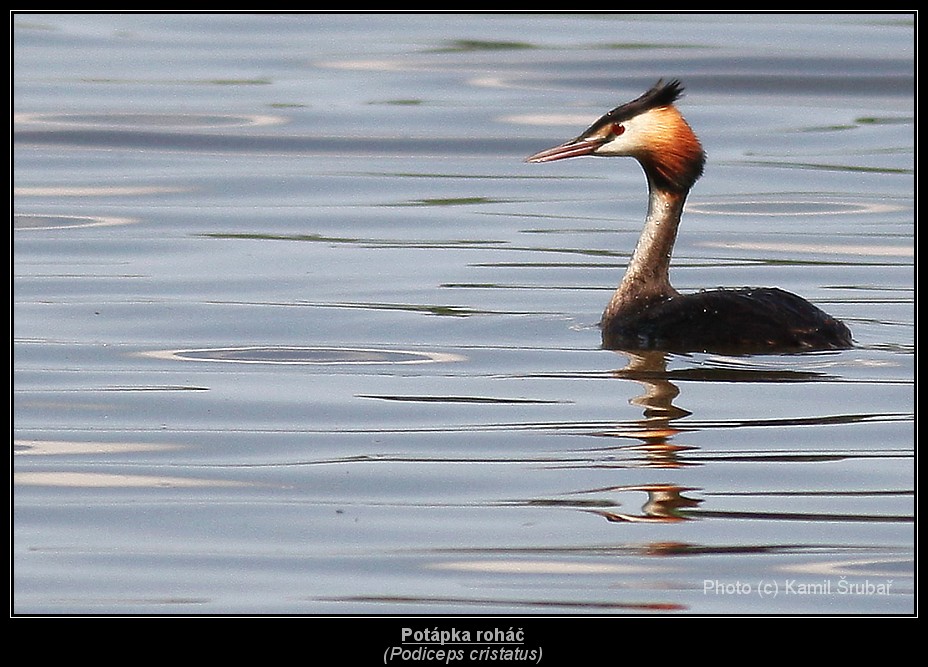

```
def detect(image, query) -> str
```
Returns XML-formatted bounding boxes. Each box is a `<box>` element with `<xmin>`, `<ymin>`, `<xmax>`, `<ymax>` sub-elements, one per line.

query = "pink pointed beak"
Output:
<box><xmin>524</xmin><ymin>137</ymin><xmax>606</xmax><ymax>163</ymax></box>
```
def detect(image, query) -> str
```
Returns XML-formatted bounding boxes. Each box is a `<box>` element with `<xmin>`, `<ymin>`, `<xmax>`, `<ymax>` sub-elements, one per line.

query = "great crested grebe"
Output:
<box><xmin>526</xmin><ymin>79</ymin><xmax>853</xmax><ymax>354</ymax></box>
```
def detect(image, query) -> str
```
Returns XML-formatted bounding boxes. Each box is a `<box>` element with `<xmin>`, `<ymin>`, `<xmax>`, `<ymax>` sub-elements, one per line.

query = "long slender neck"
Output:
<box><xmin>602</xmin><ymin>178</ymin><xmax>688</xmax><ymax>321</ymax></box>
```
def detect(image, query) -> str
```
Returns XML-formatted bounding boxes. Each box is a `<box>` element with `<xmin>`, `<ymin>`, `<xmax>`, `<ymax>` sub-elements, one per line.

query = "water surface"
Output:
<box><xmin>13</xmin><ymin>13</ymin><xmax>914</xmax><ymax>617</ymax></box>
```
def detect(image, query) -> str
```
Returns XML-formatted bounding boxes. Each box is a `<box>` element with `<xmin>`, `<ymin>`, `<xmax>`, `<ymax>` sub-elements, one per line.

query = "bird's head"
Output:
<box><xmin>525</xmin><ymin>79</ymin><xmax>706</xmax><ymax>192</ymax></box>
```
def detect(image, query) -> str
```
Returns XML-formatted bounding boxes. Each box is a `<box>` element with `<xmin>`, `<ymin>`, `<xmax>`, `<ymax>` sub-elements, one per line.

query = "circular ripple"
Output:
<box><xmin>686</xmin><ymin>198</ymin><xmax>904</xmax><ymax>217</ymax></box>
<box><xmin>14</xmin><ymin>112</ymin><xmax>285</xmax><ymax>130</ymax></box>
<box><xmin>14</xmin><ymin>213</ymin><xmax>136</xmax><ymax>230</ymax></box>
<box><xmin>140</xmin><ymin>346</ymin><xmax>465</xmax><ymax>365</ymax></box>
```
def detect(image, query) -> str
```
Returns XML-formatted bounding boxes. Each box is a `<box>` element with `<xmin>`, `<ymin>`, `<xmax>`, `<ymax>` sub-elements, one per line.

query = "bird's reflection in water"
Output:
<box><xmin>574</xmin><ymin>350</ymin><xmax>703</xmax><ymax>522</ymax></box>
<box><xmin>582</xmin><ymin>483</ymin><xmax>702</xmax><ymax>523</ymax></box>
<box><xmin>598</xmin><ymin>349</ymin><xmax>696</xmax><ymax>469</ymax></box>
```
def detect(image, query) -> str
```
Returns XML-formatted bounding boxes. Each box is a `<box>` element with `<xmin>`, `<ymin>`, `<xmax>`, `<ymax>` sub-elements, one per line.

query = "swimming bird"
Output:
<box><xmin>526</xmin><ymin>79</ymin><xmax>852</xmax><ymax>354</ymax></box>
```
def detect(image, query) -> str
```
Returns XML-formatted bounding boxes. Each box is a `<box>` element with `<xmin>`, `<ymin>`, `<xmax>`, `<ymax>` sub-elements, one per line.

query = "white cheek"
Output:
<box><xmin>594</xmin><ymin>137</ymin><xmax>635</xmax><ymax>156</ymax></box>
<box><xmin>592</xmin><ymin>115</ymin><xmax>654</xmax><ymax>156</ymax></box>
<box><xmin>594</xmin><ymin>133</ymin><xmax>647</xmax><ymax>157</ymax></box>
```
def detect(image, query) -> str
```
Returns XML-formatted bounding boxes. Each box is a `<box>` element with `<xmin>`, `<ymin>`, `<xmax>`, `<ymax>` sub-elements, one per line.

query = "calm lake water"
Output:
<box><xmin>13</xmin><ymin>13</ymin><xmax>914</xmax><ymax>620</ymax></box>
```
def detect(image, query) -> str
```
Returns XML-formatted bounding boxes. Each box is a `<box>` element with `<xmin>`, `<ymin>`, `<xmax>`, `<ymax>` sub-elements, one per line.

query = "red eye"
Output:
<box><xmin>611</xmin><ymin>123</ymin><xmax>625</xmax><ymax>136</ymax></box>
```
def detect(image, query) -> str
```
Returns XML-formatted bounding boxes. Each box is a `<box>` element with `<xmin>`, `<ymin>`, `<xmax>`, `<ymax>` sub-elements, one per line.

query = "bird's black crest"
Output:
<box><xmin>586</xmin><ymin>79</ymin><xmax>685</xmax><ymax>132</ymax></box>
